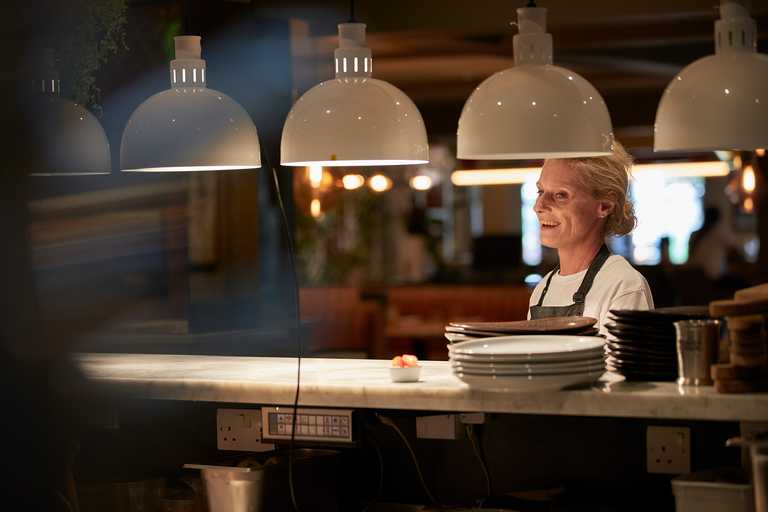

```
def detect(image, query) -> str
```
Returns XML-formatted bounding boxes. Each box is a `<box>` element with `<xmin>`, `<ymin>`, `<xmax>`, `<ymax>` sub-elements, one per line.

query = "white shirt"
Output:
<box><xmin>527</xmin><ymin>255</ymin><xmax>654</xmax><ymax>335</ymax></box>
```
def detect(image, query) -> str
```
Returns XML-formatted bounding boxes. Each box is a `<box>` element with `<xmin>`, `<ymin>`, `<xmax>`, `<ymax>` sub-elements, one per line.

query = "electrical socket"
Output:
<box><xmin>217</xmin><ymin>408</ymin><xmax>274</xmax><ymax>452</ymax></box>
<box><xmin>416</xmin><ymin>414</ymin><xmax>462</xmax><ymax>440</ymax></box>
<box><xmin>646</xmin><ymin>426</ymin><xmax>691</xmax><ymax>474</ymax></box>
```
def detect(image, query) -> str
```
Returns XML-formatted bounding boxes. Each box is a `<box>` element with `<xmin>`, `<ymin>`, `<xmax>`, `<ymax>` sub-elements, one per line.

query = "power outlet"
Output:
<box><xmin>217</xmin><ymin>408</ymin><xmax>274</xmax><ymax>452</ymax></box>
<box><xmin>646</xmin><ymin>426</ymin><xmax>691</xmax><ymax>474</ymax></box>
<box><xmin>416</xmin><ymin>414</ymin><xmax>462</xmax><ymax>440</ymax></box>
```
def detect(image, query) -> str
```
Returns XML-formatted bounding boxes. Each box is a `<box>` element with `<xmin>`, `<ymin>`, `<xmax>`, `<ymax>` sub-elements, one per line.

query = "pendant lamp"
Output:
<box><xmin>281</xmin><ymin>23</ymin><xmax>428</xmax><ymax>167</ymax></box>
<box><xmin>121</xmin><ymin>36</ymin><xmax>260</xmax><ymax>172</ymax></box>
<box><xmin>457</xmin><ymin>5</ymin><xmax>613</xmax><ymax>160</ymax></box>
<box><xmin>29</xmin><ymin>49</ymin><xmax>111</xmax><ymax>176</ymax></box>
<box><xmin>654</xmin><ymin>1</ymin><xmax>768</xmax><ymax>152</ymax></box>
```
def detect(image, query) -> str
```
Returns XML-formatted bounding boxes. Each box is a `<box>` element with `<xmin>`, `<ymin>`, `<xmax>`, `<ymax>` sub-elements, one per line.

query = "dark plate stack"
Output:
<box><xmin>606</xmin><ymin>306</ymin><xmax>711</xmax><ymax>381</ymax></box>
<box><xmin>445</xmin><ymin>316</ymin><xmax>598</xmax><ymax>343</ymax></box>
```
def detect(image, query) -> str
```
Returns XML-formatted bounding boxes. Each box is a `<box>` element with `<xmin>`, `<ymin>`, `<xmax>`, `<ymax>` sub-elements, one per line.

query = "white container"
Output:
<box><xmin>672</xmin><ymin>472</ymin><xmax>754</xmax><ymax>512</ymax></box>
<box><xmin>390</xmin><ymin>365</ymin><xmax>421</xmax><ymax>383</ymax></box>
<box><xmin>184</xmin><ymin>464</ymin><xmax>264</xmax><ymax>512</ymax></box>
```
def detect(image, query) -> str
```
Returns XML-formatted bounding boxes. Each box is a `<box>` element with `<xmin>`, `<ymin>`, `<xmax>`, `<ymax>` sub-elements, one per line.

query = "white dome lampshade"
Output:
<box><xmin>30</xmin><ymin>49</ymin><xmax>111</xmax><ymax>176</ymax></box>
<box><xmin>654</xmin><ymin>1</ymin><xmax>768</xmax><ymax>152</ymax></box>
<box><xmin>281</xmin><ymin>23</ymin><xmax>428</xmax><ymax>167</ymax></box>
<box><xmin>121</xmin><ymin>36</ymin><xmax>261</xmax><ymax>172</ymax></box>
<box><xmin>457</xmin><ymin>6</ymin><xmax>613</xmax><ymax>160</ymax></box>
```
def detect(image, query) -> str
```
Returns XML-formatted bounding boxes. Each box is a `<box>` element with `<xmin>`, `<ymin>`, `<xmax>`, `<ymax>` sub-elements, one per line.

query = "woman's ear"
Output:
<box><xmin>597</xmin><ymin>201</ymin><xmax>614</xmax><ymax>219</ymax></box>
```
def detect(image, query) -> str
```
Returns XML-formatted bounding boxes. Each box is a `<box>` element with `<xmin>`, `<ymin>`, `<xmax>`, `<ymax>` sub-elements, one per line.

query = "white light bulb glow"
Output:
<box><xmin>451</xmin><ymin>161</ymin><xmax>731</xmax><ymax>187</ymax></box>
<box><xmin>342</xmin><ymin>174</ymin><xmax>365</xmax><ymax>190</ymax></box>
<box><xmin>409</xmin><ymin>175</ymin><xmax>433</xmax><ymax>191</ymax></box>
<box><xmin>308</xmin><ymin>164</ymin><xmax>323</xmax><ymax>188</ymax></box>
<box><xmin>369</xmin><ymin>174</ymin><xmax>392</xmax><ymax>192</ymax></box>
<box><xmin>310</xmin><ymin>198</ymin><xmax>322</xmax><ymax>218</ymax></box>
<box><xmin>742</xmin><ymin>165</ymin><xmax>756</xmax><ymax>193</ymax></box>
<box><xmin>123</xmin><ymin>165</ymin><xmax>257</xmax><ymax>173</ymax></box>
<box><xmin>285</xmin><ymin>159</ymin><xmax>426</xmax><ymax>167</ymax></box>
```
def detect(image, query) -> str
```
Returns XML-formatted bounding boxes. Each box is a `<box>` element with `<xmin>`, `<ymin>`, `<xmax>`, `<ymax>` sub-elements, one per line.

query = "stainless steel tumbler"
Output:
<box><xmin>674</xmin><ymin>319</ymin><xmax>720</xmax><ymax>386</ymax></box>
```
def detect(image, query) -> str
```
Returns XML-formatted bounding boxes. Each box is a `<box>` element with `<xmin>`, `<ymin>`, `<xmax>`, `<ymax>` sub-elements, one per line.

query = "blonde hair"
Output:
<box><xmin>561</xmin><ymin>140</ymin><xmax>636</xmax><ymax>237</ymax></box>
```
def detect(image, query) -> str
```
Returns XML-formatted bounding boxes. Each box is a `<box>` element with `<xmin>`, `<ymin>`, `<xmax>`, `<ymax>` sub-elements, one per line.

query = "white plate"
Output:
<box><xmin>448</xmin><ymin>349</ymin><xmax>605</xmax><ymax>364</ymax></box>
<box><xmin>454</xmin><ymin>369</ymin><xmax>604</xmax><ymax>392</ymax></box>
<box><xmin>450</xmin><ymin>358</ymin><xmax>605</xmax><ymax>373</ymax></box>
<box><xmin>451</xmin><ymin>363</ymin><xmax>605</xmax><ymax>376</ymax></box>
<box><xmin>449</xmin><ymin>335</ymin><xmax>605</xmax><ymax>361</ymax></box>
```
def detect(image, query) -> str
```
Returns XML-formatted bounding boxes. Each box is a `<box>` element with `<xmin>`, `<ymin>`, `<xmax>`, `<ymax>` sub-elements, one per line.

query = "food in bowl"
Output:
<box><xmin>390</xmin><ymin>354</ymin><xmax>421</xmax><ymax>382</ymax></box>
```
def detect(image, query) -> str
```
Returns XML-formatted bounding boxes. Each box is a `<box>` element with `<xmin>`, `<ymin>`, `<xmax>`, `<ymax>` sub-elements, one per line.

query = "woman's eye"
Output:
<box><xmin>536</xmin><ymin>190</ymin><xmax>543</xmax><ymax>196</ymax></box>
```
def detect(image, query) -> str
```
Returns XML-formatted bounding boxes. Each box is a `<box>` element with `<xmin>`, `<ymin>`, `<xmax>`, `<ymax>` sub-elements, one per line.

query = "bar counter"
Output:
<box><xmin>71</xmin><ymin>353</ymin><xmax>768</xmax><ymax>422</ymax></box>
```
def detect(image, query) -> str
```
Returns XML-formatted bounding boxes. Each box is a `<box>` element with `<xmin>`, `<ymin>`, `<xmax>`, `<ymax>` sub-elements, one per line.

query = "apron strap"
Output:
<box><xmin>572</xmin><ymin>244</ymin><xmax>611</xmax><ymax>304</ymax></box>
<box><xmin>535</xmin><ymin>268</ymin><xmax>559</xmax><ymax>307</ymax></box>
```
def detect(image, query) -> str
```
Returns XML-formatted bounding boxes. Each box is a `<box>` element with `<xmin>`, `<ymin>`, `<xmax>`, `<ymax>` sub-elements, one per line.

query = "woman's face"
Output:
<box><xmin>534</xmin><ymin>160</ymin><xmax>612</xmax><ymax>250</ymax></box>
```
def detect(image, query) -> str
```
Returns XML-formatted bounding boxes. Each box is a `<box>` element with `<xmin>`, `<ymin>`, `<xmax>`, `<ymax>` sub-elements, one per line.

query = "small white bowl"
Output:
<box><xmin>390</xmin><ymin>366</ymin><xmax>422</xmax><ymax>383</ymax></box>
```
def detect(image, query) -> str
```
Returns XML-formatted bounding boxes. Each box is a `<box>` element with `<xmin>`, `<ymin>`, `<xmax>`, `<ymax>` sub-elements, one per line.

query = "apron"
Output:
<box><xmin>529</xmin><ymin>245</ymin><xmax>611</xmax><ymax>319</ymax></box>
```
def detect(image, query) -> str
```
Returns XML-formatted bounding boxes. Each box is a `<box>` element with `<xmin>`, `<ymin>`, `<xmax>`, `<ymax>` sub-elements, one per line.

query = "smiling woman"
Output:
<box><xmin>527</xmin><ymin>141</ymin><xmax>654</xmax><ymax>334</ymax></box>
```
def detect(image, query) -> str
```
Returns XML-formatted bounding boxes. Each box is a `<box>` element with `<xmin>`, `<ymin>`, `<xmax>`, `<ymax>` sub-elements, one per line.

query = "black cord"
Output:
<box><xmin>349</xmin><ymin>0</ymin><xmax>357</xmax><ymax>22</ymax></box>
<box><xmin>526</xmin><ymin>0</ymin><xmax>537</xmax><ymax>7</ymax></box>
<box><xmin>269</xmin><ymin>163</ymin><xmax>303</xmax><ymax>512</ymax></box>
<box><xmin>361</xmin><ymin>424</ymin><xmax>385</xmax><ymax>512</ymax></box>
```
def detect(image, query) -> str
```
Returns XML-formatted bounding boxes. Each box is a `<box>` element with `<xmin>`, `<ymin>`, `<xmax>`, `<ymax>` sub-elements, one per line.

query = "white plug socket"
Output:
<box><xmin>217</xmin><ymin>408</ymin><xmax>274</xmax><ymax>452</ymax></box>
<box><xmin>646</xmin><ymin>425</ymin><xmax>691</xmax><ymax>474</ymax></box>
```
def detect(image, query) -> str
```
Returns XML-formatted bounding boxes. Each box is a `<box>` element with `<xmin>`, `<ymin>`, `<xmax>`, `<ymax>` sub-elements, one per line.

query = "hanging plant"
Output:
<box><xmin>56</xmin><ymin>0</ymin><xmax>128</xmax><ymax>109</ymax></box>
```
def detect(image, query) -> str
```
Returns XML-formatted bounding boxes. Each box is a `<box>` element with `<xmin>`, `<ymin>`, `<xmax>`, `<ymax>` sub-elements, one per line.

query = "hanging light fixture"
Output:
<box><xmin>457</xmin><ymin>3</ymin><xmax>613</xmax><ymax>160</ymax></box>
<box><xmin>281</xmin><ymin>22</ymin><xmax>428</xmax><ymax>167</ymax></box>
<box><xmin>654</xmin><ymin>1</ymin><xmax>768</xmax><ymax>152</ymax></box>
<box><xmin>29</xmin><ymin>48</ymin><xmax>111</xmax><ymax>176</ymax></box>
<box><xmin>121</xmin><ymin>36</ymin><xmax>260</xmax><ymax>172</ymax></box>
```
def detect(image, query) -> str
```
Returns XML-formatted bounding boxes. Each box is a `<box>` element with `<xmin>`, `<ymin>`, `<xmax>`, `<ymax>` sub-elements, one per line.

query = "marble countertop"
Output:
<box><xmin>72</xmin><ymin>353</ymin><xmax>768</xmax><ymax>421</ymax></box>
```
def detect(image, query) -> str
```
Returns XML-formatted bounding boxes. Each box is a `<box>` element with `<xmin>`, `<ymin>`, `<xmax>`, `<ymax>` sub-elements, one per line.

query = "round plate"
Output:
<box><xmin>449</xmin><ymin>316</ymin><xmax>596</xmax><ymax>334</ymax></box>
<box><xmin>449</xmin><ymin>335</ymin><xmax>605</xmax><ymax>359</ymax></box>
<box><xmin>451</xmin><ymin>357</ymin><xmax>605</xmax><ymax>373</ymax></box>
<box><xmin>605</xmin><ymin>342</ymin><xmax>676</xmax><ymax>359</ymax></box>
<box><xmin>606</xmin><ymin>356</ymin><xmax>676</xmax><ymax>372</ymax></box>
<box><xmin>449</xmin><ymin>348</ymin><xmax>604</xmax><ymax>364</ymax></box>
<box><xmin>610</xmin><ymin>306</ymin><xmax>710</xmax><ymax>319</ymax></box>
<box><xmin>452</xmin><ymin>363</ymin><xmax>606</xmax><ymax>376</ymax></box>
<box><xmin>605</xmin><ymin>322</ymin><xmax>675</xmax><ymax>340</ymax></box>
<box><xmin>454</xmin><ymin>369</ymin><xmax>604</xmax><ymax>392</ymax></box>
<box><xmin>445</xmin><ymin>326</ymin><xmax>509</xmax><ymax>337</ymax></box>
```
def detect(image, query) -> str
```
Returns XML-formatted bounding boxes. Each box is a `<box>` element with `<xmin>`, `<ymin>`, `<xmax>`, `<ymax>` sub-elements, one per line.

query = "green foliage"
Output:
<box><xmin>295</xmin><ymin>191</ymin><xmax>383</xmax><ymax>285</ymax></box>
<box><xmin>57</xmin><ymin>0</ymin><xmax>127</xmax><ymax>108</ymax></box>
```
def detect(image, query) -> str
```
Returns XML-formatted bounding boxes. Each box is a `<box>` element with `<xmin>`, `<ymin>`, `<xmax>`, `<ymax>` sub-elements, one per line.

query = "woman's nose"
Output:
<box><xmin>535</xmin><ymin>194</ymin><xmax>549</xmax><ymax>212</ymax></box>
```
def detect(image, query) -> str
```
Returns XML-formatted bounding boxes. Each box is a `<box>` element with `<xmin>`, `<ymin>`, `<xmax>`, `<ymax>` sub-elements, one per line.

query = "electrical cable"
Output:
<box><xmin>465</xmin><ymin>424</ymin><xmax>492</xmax><ymax>500</ymax></box>
<box><xmin>269</xmin><ymin>163</ymin><xmax>303</xmax><ymax>512</ymax></box>
<box><xmin>55</xmin><ymin>491</ymin><xmax>75</xmax><ymax>512</ymax></box>
<box><xmin>376</xmin><ymin>414</ymin><xmax>437</xmax><ymax>505</ymax></box>
<box><xmin>361</xmin><ymin>424</ymin><xmax>385</xmax><ymax>512</ymax></box>
<box><xmin>349</xmin><ymin>0</ymin><xmax>357</xmax><ymax>22</ymax></box>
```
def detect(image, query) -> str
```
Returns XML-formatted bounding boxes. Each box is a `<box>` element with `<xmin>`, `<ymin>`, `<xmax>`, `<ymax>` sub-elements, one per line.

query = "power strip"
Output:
<box><xmin>260</xmin><ymin>406</ymin><xmax>354</xmax><ymax>444</ymax></box>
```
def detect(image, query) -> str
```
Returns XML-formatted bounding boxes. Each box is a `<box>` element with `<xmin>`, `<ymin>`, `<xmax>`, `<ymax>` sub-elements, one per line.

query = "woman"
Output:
<box><xmin>527</xmin><ymin>141</ymin><xmax>653</xmax><ymax>333</ymax></box>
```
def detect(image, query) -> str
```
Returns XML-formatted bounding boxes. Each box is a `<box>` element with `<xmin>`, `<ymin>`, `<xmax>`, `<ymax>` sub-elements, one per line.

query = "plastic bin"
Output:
<box><xmin>672</xmin><ymin>469</ymin><xmax>754</xmax><ymax>512</ymax></box>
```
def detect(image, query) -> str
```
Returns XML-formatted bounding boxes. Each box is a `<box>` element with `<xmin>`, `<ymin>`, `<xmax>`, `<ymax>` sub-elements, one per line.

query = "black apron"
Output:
<box><xmin>529</xmin><ymin>245</ymin><xmax>611</xmax><ymax>319</ymax></box>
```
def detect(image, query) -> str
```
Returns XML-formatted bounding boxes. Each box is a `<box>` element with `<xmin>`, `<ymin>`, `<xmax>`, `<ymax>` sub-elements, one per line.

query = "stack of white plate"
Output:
<box><xmin>449</xmin><ymin>335</ymin><xmax>606</xmax><ymax>392</ymax></box>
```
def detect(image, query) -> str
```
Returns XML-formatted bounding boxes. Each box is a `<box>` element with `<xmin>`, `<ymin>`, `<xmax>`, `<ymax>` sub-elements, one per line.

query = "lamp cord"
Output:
<box><xmin>526</xmin><ymin>0</ymin><xmax>537</xmax><ymax>7</ymax></box>
<box><xmin>361</xmin><ymin>424</ymin><xmax>385</xmax><ymax>512</ymax></box>
<box><xmin>349</xmin><ymin>0</ymin><xmax>357</xmax><ymax>22</ymax></box>
<box><xmin>376</xmin><ymin>414</ymin><xmax>437</xmax><ymax>505</ymax></box>
<box><xmin>269</xmin><ymin>165</ymin><xmax>303</xmax><ymax>512</ymax></box>
<box><xmin>465</xmin><ymin>424</ymin><xmax>492</xmax><ymax>501</ymax></box>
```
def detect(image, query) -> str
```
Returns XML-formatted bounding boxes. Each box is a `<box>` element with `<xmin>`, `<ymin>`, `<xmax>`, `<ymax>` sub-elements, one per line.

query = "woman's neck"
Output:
<box><xmin>557</xmin><ymin>239</ymin><xmax>604</xmax><ymax>276</ymax></box>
